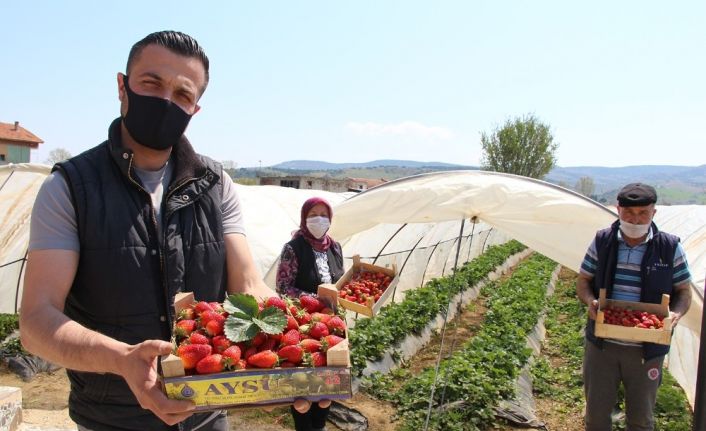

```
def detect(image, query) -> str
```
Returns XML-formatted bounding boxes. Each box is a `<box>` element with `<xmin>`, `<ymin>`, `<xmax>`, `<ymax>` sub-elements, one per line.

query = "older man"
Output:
<box><xmin>576</xmin><ymin>182</ymin><xmax>692</xmax><ymax>431</ymax></box>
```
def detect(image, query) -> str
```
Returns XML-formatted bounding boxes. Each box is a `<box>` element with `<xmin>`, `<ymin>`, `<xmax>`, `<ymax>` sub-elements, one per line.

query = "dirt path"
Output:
<box><xmin>0</xmin><ymin>366</ymin><xmax>75</xmax><ymax>429</ymax></box>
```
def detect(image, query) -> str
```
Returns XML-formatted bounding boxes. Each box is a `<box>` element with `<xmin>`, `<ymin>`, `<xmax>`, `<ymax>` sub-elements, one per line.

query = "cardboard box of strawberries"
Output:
<box><xmin>160</xmin><ymin>285</ymin><xmax>352</xmax><ymax>410</ymax></box>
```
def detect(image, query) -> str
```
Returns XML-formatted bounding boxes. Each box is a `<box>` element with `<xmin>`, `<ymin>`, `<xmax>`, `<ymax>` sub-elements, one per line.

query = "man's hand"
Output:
<box><xmin>119</xmin><ymin>340</ymin><xmax>195</xmax><ymax>425</ymax></box>
<box><xmin>669</xmin><ymin>311</ymin><xmax>683</xmax><ymax>327</ymax></box>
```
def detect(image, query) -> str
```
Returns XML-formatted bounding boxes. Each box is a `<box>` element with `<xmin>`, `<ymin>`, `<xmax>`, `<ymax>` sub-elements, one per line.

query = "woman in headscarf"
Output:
<box><xmin>276</xmin><ymin>196</ymin><xmax>344</xmax><ymax>431</ymax></box>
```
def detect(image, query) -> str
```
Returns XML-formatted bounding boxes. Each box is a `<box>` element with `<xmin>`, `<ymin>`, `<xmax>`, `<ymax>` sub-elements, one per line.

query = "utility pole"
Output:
<box><xmin>694</xmin><ymin>289</ymin><xmax>706</xmax><ymax>431</ymax></box>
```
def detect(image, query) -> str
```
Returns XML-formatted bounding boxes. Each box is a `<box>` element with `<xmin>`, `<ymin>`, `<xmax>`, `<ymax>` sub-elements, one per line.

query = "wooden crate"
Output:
<box><xmin>594</xmin><ymin>289</ymin><xmax>673</xmax><ymax>346</ymax></box>
<box><xmin>161</xmin><ymin>291</ymin><xmax>351</xmax><ymax>410</ymax></box>
<box><xmin>324</xmin><ymin>255</ymin><xmax>399</xmax><ymax>317</ymax></box>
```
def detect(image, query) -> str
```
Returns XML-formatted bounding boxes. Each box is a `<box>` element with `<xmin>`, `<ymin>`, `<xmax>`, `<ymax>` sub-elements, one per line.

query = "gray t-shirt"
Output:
<box><xmin>29</xmin><ymin>166</ymin><xmax>245</xmax><ymax>252</ymax></box>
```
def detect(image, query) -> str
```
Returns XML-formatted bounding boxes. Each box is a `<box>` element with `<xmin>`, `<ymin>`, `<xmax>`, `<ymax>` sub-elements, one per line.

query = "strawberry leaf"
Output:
<box><xmin>253</xmin><ymin>307</ymin><xmax>287</xmax><ymax>334</ymax></box>
<box><xmin>223</xmin><ymin>293</ymin><xmax>259</xmax><ymax>319</ymax></box>
<box><xmin>224</xmin><ymin>316</ymin><xmax>260</xmax><ymax>342</ymax></box>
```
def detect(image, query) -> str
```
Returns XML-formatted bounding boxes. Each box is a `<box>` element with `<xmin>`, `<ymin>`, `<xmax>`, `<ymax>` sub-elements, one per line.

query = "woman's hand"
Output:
<box><xmin>293</xmin><ymin>398</ymin><xmax>332</xmax><ymax>413</ymax></box>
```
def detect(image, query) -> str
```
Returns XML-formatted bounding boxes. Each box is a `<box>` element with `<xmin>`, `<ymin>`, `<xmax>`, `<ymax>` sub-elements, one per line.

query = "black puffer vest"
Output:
<box><xmin>54</xmin><ymin>118</ymin><xmax>227</xmax><ymax>430</ymax></box>
<box><xmin>287</xmin><ymin>235</ymin><xmax>345</xmax><ymax>292</ymax></box>
<box><xmin>585</xmin><ymin>219</ymin><xmax>680</xmax><ymax>360</ymax></box>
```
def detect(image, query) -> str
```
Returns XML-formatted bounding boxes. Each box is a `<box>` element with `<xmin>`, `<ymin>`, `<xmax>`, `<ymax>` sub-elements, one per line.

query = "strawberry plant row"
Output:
<box><xmin>371</xmin><ymin>253</ymin><xmax>557</xmax><ymax>431</ymax></box>
<box><xmin>348</xmin><ymin>240</ymin><xmax>526</xmax><ymax>376</ymax></box>
<box><xmin>0</xmin><ymin>314</ymin><xmax>18</xmax><ymax>341</ymax></box>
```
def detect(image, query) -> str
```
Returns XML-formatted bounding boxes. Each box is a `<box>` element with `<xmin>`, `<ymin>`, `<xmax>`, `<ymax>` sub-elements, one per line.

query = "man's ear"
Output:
<box><xmin>117</xmin><ymin>73</ymin><xmax>127</xmax><ymax>102</ymax></box>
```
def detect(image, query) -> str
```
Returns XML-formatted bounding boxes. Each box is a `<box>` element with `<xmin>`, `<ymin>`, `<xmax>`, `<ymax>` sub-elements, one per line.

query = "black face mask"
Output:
<box><xmin>121</xmin><ymin>74</ymin><xmax>193</xmax><ymax>150</ymax></box>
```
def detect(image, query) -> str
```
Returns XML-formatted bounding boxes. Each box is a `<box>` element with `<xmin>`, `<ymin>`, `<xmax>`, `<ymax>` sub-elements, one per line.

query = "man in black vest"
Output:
<box><xmin>19</xmin><ymin>31</ymin><xmax>319</xmax><ymax>431</ymax></box>
<box><xmin>576</xmin><ymin>183</ymin><xmax>692</xmax><ymax>431</ymax></box>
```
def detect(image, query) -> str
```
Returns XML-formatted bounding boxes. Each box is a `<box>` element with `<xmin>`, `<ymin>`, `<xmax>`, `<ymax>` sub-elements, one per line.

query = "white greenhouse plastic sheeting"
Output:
<box><xmin>0</xmin><ymin>164</ymin><xmax>704</xmax><ymax>407</ymax></box>
<box><xmin>0</xmin><ymin>163</ymin><xmax>51</xmax><ymax>314</ymax></box>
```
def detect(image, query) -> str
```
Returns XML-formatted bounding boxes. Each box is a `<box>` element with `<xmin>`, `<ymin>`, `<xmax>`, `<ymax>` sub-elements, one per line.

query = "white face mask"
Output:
<box><xmin>619</xmin><ymin>220</ymin><xmax>650</xmax><ymax>239</ymax></box>
<box><xmin>306</xmin><ymin>216</ymin><xmax>330</xmax><ymax>239</ymax></box>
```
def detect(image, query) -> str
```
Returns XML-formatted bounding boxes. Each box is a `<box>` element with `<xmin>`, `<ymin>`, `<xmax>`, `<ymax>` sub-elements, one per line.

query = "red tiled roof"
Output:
<box><xmin>0</xmin><ymin>121</ymin><xmax>44</xmax><ymax>145</ymax></box>
<box><xmin>347</xmin><ymin>177</ymin><xmax>387</xmax><ymax>187</ymax></box>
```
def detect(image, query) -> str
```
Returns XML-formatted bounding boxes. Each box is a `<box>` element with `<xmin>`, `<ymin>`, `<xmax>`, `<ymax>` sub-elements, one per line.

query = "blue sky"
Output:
<box><xmin>1</xmin><ymin>1</ymin><xmax>704</xmax><ymax>168</ymax></box>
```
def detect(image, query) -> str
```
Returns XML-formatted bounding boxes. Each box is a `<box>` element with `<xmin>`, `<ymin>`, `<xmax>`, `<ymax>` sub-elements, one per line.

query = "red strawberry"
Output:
<box><xmin>296</xmin><ymin>310</ymin><xmax>312</xmax><ymax>325</ymax></box>
<box><xmin>234</xmin><ymin>359</ymin><xmax>248</xmax><ymax>370</ymax></box>
<box><xmin>277</xmin><ymin>345</ymin><xmax>304</xmax><ymax>364</ymax></box>
<box><xmin>321</xmin><ymin>335</ymin><xmax>344</xmax><ymax>352</ymax></box>
<box><xmin>209</xmin><ymin>302</ymin><xmax>224</xmax><ymax>313</ymax></box>
<box><xmin>194</xmin><ymin>301</ymin><xmax>214</xmax><ymax>316</ymax></box>
<box><xmin>304</xmin><ymin>351</ymin><xmax>326</xmax><ymax>367</ymax></box>
<box><xmin>247</xmin><ymin>350</ymin><xmax>278</xmax><ymax>368</ymax></box>
<box><xmin>326</xmin><ymin>316</ymin><xmax>346</xmax><ymax>336</ymax></box>
<box><xmin>200</xmin><ymin>310</ymin><xmax>225</xmax><ymax>327</ymax></box>
<box><xmin>307</xmin><ymin>322</ymin><xmax>329</xmax><ymax>340</ymax></box>
<box><xmin>175</xmin><ymin>319</ymin><xmax>197</xmax><ymax>337</ymax></box>
<box><xmin>259</xmin><ymin>337</ymin><xmax>278</xmax><ymax>352</ymax></box>
<box><xmin>243</xmin><ymin>346</ymin><xmax>258</xmax><ymax>359</ymax></box>
<box><xmin>189</xmin><ymin>332</ymin><xmax>211</xmax><ymax>345</ymax></box>
<box><xmin>299</xmin><ymin>295</ymin><xmax>324</xmax><ymax>313</ymax></box>
<box><xmin>222</xmin><ymin>345</ymin><xmax>242</xmax><ymax>366</ymax></box>
<box><xmin>286</xmin><ymin>315</ymin><xmax>300</xmax><ymax>331</ymax></box>
<box><xmin>300</xmin><ymin>339</ymin><xmax>322</xmax><ymax>353</ymax></box>
<box><xmin>177</xmin><ymin>344</ymin><xmax>212</xmax><ymax>370</ymax></box>
<box><xmin>280</xmin><ymin>329</ymin><xmax>301</xmax><ymax>346</ymax></box>
<box><xmin>211</xmin><ymin>335</ymin><xmax>231</xmax><ymax>353</ymax></box>
<box><xmin>178</xmin><ymin>307</ymin><xmax>195</xmax><ymax>320</ymax></box>
<box><xmin>265</xmin><ymin>296</ymin><xmax>288</xmax><ymax>312</ymax></box>
<box><xmin>251</xmin><ymin>332</ymin><xmax>267</xmax><ymax>347</ymax></box>
<box><xmin>196</xmin><ymin>353</ymin><xmax>224</xmax><ymax>374</ymax></box>
<box><xmin>205</xmin><ymin>319</ymin><xmax>224</xmax><ymax>337</ymax></box>
<box><xmin>311</xmin><ymin>313</ymin><xmax>332</xmax><ymax>324</ymax></box>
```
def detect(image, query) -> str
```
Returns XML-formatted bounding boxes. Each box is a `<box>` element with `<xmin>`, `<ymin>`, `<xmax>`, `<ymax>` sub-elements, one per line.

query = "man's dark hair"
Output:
<box><xmin>126</xmin><ymin>30</ymin><xmax>210</xmax><ymax>93</ymax></box>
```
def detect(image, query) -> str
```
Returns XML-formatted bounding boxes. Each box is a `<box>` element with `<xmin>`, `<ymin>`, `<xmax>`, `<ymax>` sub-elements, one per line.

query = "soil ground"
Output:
<box><xmin>1</xmin><ymin>259</ymin><xmax>587</xmax><ymax>431</ymax></box>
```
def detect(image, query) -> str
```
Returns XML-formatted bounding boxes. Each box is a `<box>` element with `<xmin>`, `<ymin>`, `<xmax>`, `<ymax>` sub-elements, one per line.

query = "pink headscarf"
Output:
<box><xmin>293</xmin><ymin>197</ymin><xmax>333</xmax><ymax>252</ymax></box>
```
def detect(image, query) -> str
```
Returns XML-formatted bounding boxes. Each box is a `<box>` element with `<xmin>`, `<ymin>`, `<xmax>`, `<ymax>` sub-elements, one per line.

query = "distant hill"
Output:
<box><xmin>230</xmin><ymin>160</ymin><xmax>706</xmax><ymax>204</ymax></box>
<box><xmin>545</xmin><ymin>165</ymin><xmax>706</xmax><ymax>204</ymax></box>
<box><xmin>546</xmin><ymin>165</ymin><xmax>706</xmax><ymax>192</ymax></box>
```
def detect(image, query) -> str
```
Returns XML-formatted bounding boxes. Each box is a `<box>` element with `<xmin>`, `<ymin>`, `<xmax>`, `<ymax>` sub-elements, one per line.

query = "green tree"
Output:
<box><xmin>45</xmin><ymin>148</ymin><xmax>72</xmax><ymax>165</ymax></box>
<box><xmin>480</xmin><ymin>114</ymin><xmax>558</xmax><ymax>179</ymax></box>
<box><xmin>575</xmin><ymin>176</ymin><xmax>595</xmax><ymax>198</ymax></box>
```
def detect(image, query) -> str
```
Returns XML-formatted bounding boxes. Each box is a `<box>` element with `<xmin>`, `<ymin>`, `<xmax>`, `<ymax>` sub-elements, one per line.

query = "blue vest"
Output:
<box><xmin>586</xmin><ymin>219</ymin><xmax>679</xmax><ymax>360</ymax></box>
<box><xmin>55</xmin><ymin>119</ymin><xmax>227</xmax><ymax>430</ymax></box>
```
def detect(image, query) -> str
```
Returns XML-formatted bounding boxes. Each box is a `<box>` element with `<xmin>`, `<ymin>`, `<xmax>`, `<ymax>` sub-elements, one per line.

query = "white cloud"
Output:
<box><xmin>344</xmin><ymin>121</ymin><xmax>455</xmax><ymax>140</ymax></box>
